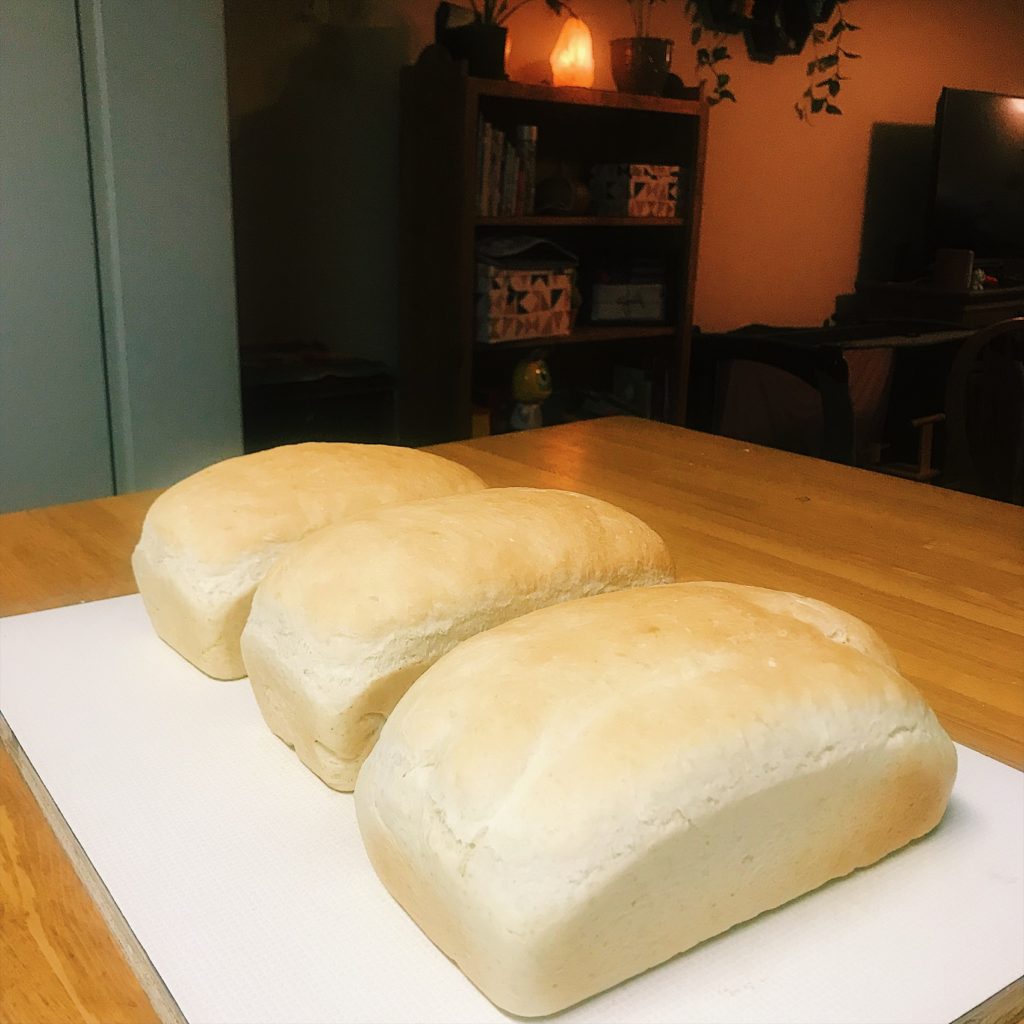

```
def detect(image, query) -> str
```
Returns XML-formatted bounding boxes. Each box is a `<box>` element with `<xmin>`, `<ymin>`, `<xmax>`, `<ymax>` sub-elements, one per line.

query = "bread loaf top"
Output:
<box><xmin>137</xmin><ymin>442</ymin><xmax>486</xmax><ymax>568</ymax></box>
<box><xmin>361</xmin><ymin>582</ymin><xmax>955</xmax><ymax>898</ymax></box>
<box><xmin>356</xmin><ymin>582</ymin><xmax>957</xmax><ymax>1016</ymax></box>
<box><xmin>251</xmin><ymin>487</ymin><xmax>674</xmax><ymax>644</ymax></box>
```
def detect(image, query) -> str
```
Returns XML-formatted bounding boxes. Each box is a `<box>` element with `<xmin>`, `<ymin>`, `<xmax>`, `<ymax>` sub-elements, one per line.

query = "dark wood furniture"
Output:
<box><xmin>854</xmin><ymin>281</ymin><xmax>1024</xmax><ymax>328</ymax></box>
<box><xmin>241</xmin><ymin>358</ymin><xmax>396</xmax><ymax>452</ymax></box>
<box><xmin>943</xmin><ymin>317</ymin><xmax>1024</xmax><ymax>504</ymax></box>
<box><xmin>397</xmin><ymin>55</ymin><xmax>707</xmax><ymax>445</ymax></box>
<box><xmin>689</xmin><ymin>323</ymin><xmax>973</xmax><ymax>465</ymax></box>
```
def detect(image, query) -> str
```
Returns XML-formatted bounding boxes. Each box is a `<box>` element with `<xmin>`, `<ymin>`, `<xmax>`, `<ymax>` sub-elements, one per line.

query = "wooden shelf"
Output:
<box><xmin>476</xmin><ymin>324</ymin><xmax>676</xmax><ymax>351</ymax></box>
<box><xmin>398</xmin><ymin>57</ymin><xmax>708</xmax><ymax>444</ymax></box>
<box><xmin>477</xmin><ymin>216</ymin><xmax>684</xmax><ymax>228</ymax></box>
<box><xmin>470</xmin><ymin>77</ymin><xmax>705</xmax><ymax>115</ymax></box>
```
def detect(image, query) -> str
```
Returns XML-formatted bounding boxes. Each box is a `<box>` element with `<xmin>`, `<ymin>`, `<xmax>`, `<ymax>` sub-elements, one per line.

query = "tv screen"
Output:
<box><xmin>930</xmin><ymin>87</ymin><xmax>1024</xmax><ymax>263</ymax></box>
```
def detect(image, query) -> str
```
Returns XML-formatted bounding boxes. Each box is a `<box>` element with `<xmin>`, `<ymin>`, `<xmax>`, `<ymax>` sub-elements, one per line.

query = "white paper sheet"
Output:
<box><xmin>1</xmin><ymin>595</ymin><xmax>1021</xmax><ymax>1024</ymax></box>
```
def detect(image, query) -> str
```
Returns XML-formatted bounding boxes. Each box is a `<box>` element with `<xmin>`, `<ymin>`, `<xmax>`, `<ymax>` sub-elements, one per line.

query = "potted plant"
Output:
<box><xmin>611</xmin><ymin>0</ymin><xmax>674</xmax><ymax>96</ymax></box>
<box><xmin>684</xmin><ymin>0</ymin><xmax>861</xmax><ymax>118</ymax></box>
<box><xmin>440</xmin><ymin>1</ymin><xmax>568</xmax><ymax>80</ymax></box>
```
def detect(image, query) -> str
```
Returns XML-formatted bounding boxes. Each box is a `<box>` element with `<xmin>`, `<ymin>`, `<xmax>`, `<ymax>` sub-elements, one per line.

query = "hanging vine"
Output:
<box><xmin>795</xmin><ymin>1</ymin><xmax>861</xmax><ymax>121</ymax></box>
<box><xmin>684</xmin><ymin>0</ymin><xmax>736</xmax><ymax>105</ymax></box>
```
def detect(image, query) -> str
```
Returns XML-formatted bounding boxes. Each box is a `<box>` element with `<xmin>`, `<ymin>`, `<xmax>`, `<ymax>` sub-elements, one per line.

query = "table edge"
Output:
<box><xmin>1</xmin><ymin>714</ymin><xmax>186</xmax><ymax>1024</ymax></box>
<box><xmin>4</xmin><ymin>714</ymin><xmax>1020</xmax><ymax>1024</ymax></box>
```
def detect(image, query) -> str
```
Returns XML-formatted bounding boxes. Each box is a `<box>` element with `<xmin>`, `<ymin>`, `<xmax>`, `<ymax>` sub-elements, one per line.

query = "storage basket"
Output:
<box><xmin>475</xmin><ymin>236</ymin><xmax>577</xmax><ymax>344</ymax></box>
<box><xmin>590</xmin><ymin>163</ymin><xmax>681</xmax><ymax>218</ymax></box>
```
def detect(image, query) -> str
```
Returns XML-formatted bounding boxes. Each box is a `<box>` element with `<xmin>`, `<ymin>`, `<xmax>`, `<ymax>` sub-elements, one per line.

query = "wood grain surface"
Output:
<box><xmin>1</xmin><ymin>742</ymin><xmax>161</xmax><ymax>1024</ymax></box>
<box><xmin>2</xmin><ymin>417</ymin><xmax>1022</xmax><ymax>1023</ymax></box>
<box><xmin>434</xmin><ymin>418</ymin><xmax>1024</xmax><ymax>769</ymax></box>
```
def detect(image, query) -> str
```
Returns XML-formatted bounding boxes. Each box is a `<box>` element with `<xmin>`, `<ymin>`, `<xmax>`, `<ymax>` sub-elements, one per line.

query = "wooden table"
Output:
<box><xmin>2</xmin><ymin>417</ymin><xmax>1022</xmax><ymax>1024</ymax></box>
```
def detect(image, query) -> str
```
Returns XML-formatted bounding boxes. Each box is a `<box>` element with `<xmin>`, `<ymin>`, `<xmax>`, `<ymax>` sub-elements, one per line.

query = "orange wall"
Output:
<box><xmin>225</xmin><ymin>0</ymin><xmax>1023</xmax><ymax>353</ymax></box>
<box><xmin>488</xmin><ymin>0</ymin><xmax>1024</xmax><ymax>329</ymax></box>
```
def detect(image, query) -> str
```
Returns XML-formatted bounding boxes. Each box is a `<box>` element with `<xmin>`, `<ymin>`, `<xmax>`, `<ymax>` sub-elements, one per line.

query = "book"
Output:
<box><xmin>476</xmin><ymin>121</ymin><xmax>539</xmax><ymax>218</ymax></box>
<box><xmin>479</xmin><ymin>121</ymin><xmax>492</xmax><ymax>217</ymax></box>
<box><xmin>475</xmin><ymin>114</ymin><xmax>485</xmax><ymax>215</ymax></box>
<box><xmin>515</xmin><ymin>125</ymin><xmax>538</xmax><ymax>216</ymax></box>
<box><xmin>491</xmin><ymin>128</ymin><xmax>505</xmax><ymax>216</ymax></box>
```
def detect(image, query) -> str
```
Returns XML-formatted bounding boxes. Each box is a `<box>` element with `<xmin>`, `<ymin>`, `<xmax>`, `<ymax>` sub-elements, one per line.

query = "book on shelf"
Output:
<box><xmin>476</xmin><ymin>119</ymin><xmax>538</xmax><ymax>217</ymax></box>
<box><xmin>490</xmin><ymin>126</ymin><xmax>503</xmax><ymax>216</ymax></box>
<box><xmin>515</xmin><ymin>124</ymin><xmax>537</xmax><ymax>217</ymax></box>
<box><xmin>475</xmin><ymin>115</ymin><xmax>484</xmax><ymax>214</ymax></box>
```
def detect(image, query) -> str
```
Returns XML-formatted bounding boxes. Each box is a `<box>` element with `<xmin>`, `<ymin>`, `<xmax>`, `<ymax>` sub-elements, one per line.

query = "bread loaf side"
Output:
<box><xmin>241</xmin><ymin>487</ymin><xmax>674</xmax><ymax>790</ymax></box>
<box><xmin>354</xmin><ymin>582</ymin><xmax>957</xmax><ymax>1017</ymax></box>
<box><xmin>132</xmin><ymin>443</ymin><xmax>485</xmax><ymax>678</ymax></box>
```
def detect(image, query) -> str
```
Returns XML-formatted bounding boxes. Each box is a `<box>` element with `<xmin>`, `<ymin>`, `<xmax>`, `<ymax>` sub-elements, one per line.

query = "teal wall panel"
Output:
<box><xmin>0</xmin><ymin>0</ymin><xmax>115</xmax><ymax>512</ymax></box>
<box><xmin>80</xmin><ymin>0</ymin><xmax>243</xmax><ymax>490</ymax></box>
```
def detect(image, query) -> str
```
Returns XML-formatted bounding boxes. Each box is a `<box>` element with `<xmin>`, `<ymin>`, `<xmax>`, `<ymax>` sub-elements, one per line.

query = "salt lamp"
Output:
<box><xmin>550</xmin><ymin>17</ymin><xmax>594</xmax><ymax>88</ymax></box>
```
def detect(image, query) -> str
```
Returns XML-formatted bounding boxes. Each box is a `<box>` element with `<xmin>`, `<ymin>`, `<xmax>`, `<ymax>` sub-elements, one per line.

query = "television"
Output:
<box><xmin>929</xmin><ymin>87</ymin><xmax>1024</xmax><ymax>266</ymax></box>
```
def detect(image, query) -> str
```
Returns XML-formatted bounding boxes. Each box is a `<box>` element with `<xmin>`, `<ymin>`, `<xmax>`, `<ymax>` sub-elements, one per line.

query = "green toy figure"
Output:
<box><xmin>510</xmin><ymin>355</ymin><xmax>552</xmax><ymax>430</ymax></box>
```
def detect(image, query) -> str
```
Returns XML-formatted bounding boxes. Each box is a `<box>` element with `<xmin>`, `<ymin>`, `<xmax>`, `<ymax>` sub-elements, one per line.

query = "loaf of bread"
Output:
<box><xmin>132</xmin><ymin>443</ymin><xmax>485</xmax><ymax>679</ymax></box>
<box><xmin>355</xmin><ymin>582</ymin><xmax>957</xmax><ymax>1017</ymax></box>
<box><xmin>240</xmin><ymin>487</ymin><xmax>674</xmax><ymax>791</ymax></box>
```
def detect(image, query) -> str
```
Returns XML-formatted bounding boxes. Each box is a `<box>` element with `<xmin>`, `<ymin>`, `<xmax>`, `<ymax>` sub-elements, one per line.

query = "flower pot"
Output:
<box><xmin>744</xmin><ymin>0</ymin><xmax>812</xmax><ymax>62</ymax></box>
<box><xmin>698</xmin><ymin>0</ymin><xmax>746</xmax><ymax>34</ymax></box>
<box><xmin>810</xmin><ymin>0</ymin><xmax>839</xmax><ymax>23</ymax></box>
<box><xmin>442</xmin><ymin>22</ymin><xmax>508</xmax><ymax>80</ymax></box>
<box><xmin>610</xmin><ymin>37</ymin><xmax>673</xmax><ymax>96</ymax></box>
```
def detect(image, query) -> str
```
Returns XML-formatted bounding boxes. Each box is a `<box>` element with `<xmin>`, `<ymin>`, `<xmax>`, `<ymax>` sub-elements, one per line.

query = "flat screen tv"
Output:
<box><xmin>930</xmin><ymin>87</ymin><xmax>1024</xmax><ymax>264</ymax></box>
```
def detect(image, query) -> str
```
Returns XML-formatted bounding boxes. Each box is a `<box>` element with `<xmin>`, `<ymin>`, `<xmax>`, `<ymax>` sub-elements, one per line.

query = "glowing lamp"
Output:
<box><xmin>550</xmin><ymin>17</ymin><xmax>594</xmax><ymax>88</ymax></box>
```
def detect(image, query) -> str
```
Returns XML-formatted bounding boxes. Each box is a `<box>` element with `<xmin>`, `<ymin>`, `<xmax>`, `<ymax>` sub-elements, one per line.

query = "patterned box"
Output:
<box><xmin>475</xmin><ymin>265</ymin><xmax>574</xmax><ymax>344</ymax></box>
<box><xmin>590</xmin><ymin>163</ymin><xmax>681</xmax><ymax>218</ymax></box>
<box><xmin>591</xmin><ymin>282</ymin><xmax>665</xmax><ymax>322</ymax></box>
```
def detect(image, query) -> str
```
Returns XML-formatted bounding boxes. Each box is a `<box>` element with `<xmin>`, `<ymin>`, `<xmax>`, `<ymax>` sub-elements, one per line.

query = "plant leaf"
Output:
<box><xmin>719</xmin><ymin>88</ymin><xmax>736</xmax><ymax>101</ymax></box>
<box><xmin>795</xmin><ymin>103</ymin><xmax>806</xmax><ymax>120</ymax></box>
<box><xmin>806</xmin><ymin>60</ymin><xmax>817</xmax><ymax>74</ymax></box>
<box><xmin>825</xmin><ymin>102</ymin><xmax>843</xmax><ymax>114</ymax></box>
<box><xmin>811</xmin><ymin>96</ymin><xmax>826</xmax><ymax>113</ymax></box>
<box><xmin>828</xmin><ymin>20</ymin><xmax>846</xmax><ymax>40</ymax></box>
<box><xmin>717</xmin><ymin>72</ymin><xmax>731</xmax><ymax>86</ymax></box>
<box><xmin>839</xmin><ymin>49</ymin><xmax>862</xmax><ymax>58</ymax></box>
<box><xmin>697</xmin><ymin>47</ymin><xmax>710</xmax><ymax>64</ymax></box>
<box><xmin>844</xmin><ymin>22</ymin><xmax>861</xmax><ymax>30</ymax></box>
<box><xmin>707</xmin><ymin>95</ymin><xmax>720</xmax><ymax>106</ymax></box>
<box><xmin>812</xmin><ymin>28</ymin><xmax>827</xmax><ymax>43</ymax></box>
<box><xmin>691</xmin><ymin>25</ymin><xmax>702</xmax><ymax>44</ymax></box>
<box><xmin>817</xmin><ymin>53</ymin><xmax>839</xmax><ymax>69</ymax></box>
<box><xmin>712</xmin><ymin>46</ymin><xmax>729</xmax><ymax>61</ymax></box>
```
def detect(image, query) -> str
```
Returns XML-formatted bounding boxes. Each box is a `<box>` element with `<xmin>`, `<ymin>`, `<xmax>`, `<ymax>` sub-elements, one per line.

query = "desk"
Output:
<box><xmin>854</xmin><ymin>281</ymin><xmax>1024</xmax><ymax>329</ymax></box>
<box><xmin>690</xmin><ymin>324</ymin><xmax>974</xmax><ymax>464</ymax></box>
<box><xmin>2</xmin><ymin>417</ymin><xmax>1022</xmax><ymax>1023</ymax></box>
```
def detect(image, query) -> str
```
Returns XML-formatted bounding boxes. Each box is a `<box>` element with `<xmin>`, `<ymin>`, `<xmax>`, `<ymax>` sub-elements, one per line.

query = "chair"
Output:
<box><xmin>943</xmin><ymin>317</ymin><xmax>1024</xmax><ymax>504</ymax></box>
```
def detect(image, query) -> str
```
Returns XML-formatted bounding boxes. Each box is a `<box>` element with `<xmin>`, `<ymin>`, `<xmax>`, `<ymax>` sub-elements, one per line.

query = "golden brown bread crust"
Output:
<box><xmin>241</xmin><ymin>487</ymin><xmax>676</xmax><ymax>789</ymax></box>
<box><xmin>355</xmin><ymin>582</ymin><xmax>957</xmax><ymax>1017</ymax></box>
<box><xmin>137</xmin><ymin>442</ymin><xmax>486</xmax><ymax>566</ymax></box>
<box><xmin>131</xmin><ymin>443</ymin><xmax>485</xmax><ymax>678</ymax></box>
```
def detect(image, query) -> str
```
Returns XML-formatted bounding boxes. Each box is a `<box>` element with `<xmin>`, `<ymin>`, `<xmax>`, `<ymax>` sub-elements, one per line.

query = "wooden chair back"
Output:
<box><xmin>944</xmin><ymin>316</ymin><xmax>1024</xmax><ymax>504</ymax></box>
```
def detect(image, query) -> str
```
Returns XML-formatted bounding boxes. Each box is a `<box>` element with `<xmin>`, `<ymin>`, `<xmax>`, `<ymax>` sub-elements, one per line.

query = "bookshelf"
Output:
<box><xmin>397</xmin><ymin>51</ymin><xmax>708</xmax><ymax>444</ymax></box>
<box><xmin>478</xmin><ymin>216</ymin><xmax>686</xmax><ymax>228</ymax></box>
